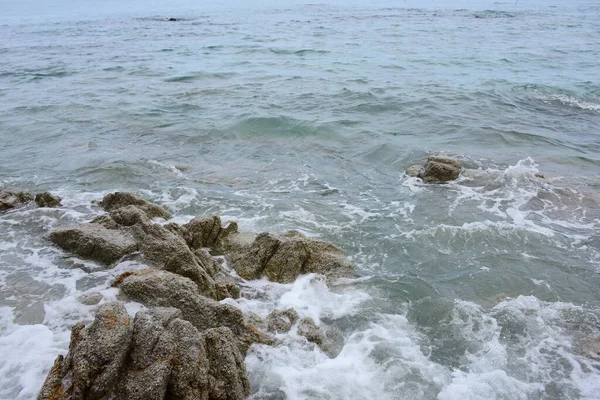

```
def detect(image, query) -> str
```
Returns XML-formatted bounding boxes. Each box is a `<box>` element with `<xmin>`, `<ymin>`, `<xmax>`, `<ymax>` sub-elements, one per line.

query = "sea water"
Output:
<box><xmin>1</xmin><ymin>0</ymin><xmax>599</xmax><ymax>398</ymax></box>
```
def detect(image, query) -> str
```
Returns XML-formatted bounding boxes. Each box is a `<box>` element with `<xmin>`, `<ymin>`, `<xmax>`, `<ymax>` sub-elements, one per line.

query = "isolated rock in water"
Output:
<box><xmin>0</xmin><ymin>189</ymin><xmax>32</xmax><ymax>211</ymax></box>
<box><xmin>35</xmin><ymin>191</ymin><xmax>61</xmax><ymax>207</ymax></box>
<box><xmin>297</xmin><ymin>317</ymin><xmax>344</xmax><ymax>358</ymax></box>
<box><xmin>117</xmin><ymin>269</ymin><xmax>270</xmax><ymax>354</ymax></box>
<box><xmin>267</xmin><ymin>308</ymin><xmax>299</xmax><ymax>333</ymax></box>
<box><xmin>38</xmin><ymin>303</ymin><xmax>250</xmax><ymax>400</ymax></box>
<box><xmin>418</xmin><ymin>155</ymin><xmax>462</xmax><ymax>183</ymax></box>
<box><xmin>50</xmin><ymin>223</ymin><xmax>138</xmax><ymax>264</ymax></box>
<box><xmin>405</xmin><ymin>164</ymin><xmax>424</xmax><ymax>178</ymax></box>
<box><xmin>226</xmin><ymin>230</ymin><xmax>355</xmax><ymax>283</ymax></box>
<box><xmin>100</xmin><ymin>192</ymin><xmax>172</xmax><ymax>220</ymax></box>
<box><xmin>203</xmin><ymin>327</ymin><xmax>251</xmax><ymax>400</ymax></box>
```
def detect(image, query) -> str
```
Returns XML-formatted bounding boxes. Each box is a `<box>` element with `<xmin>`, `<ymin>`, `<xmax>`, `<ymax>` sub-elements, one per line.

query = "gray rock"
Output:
<box><xmin>100</xmin><ymin>192</ymin><xmax>172</xmax><ymax>220</ymax></box>
<box><xmin>267</xmin><ymin>308</ymin><xmax>299</xmax><ymax>333</ymax></box>
<box><xmin>79</xmin><ymin>292</ymin><xmax>103</xmax><ymax>305</ymax></box>
<box><xmin>0</xmin><ymin>189</ymin><xmax>32</xmax><ymax>211</ymax></box>
<box><xmin>117</xmin><ymin>269</ymin><xmax>271</xmax><ymax>355</ymax></box>
<box><xmin>109</xmin><ymin>205</ymin><xmax>151</xmax><ymax>226</ymax></box>
<box><xmin>203</xmin><ymin>327</ymin><xmax>250</xmax><ymax>400</ymax></box>
<box><xmin>38</xmin><ymin>302</ymin><xmax>132</xmax><ymax>400</ymax></box>
<box><xmin>50</xmin><ymin>223</ymin><xmax>138</xmax><ymax>264</ymax></box>
<box><xmin>226</xmin><ymin>230</ymin><xmax>355</xmax><ymax>283</ymax></box>
<box><xmin>418</xmin><ymin>155</ymin><xmax>462</xmax><ymax>183</ymax></box>
<box><xmin>35</xmin><ymin>192</ymin><xmax>62</xmax><ymax>208</ymax></box>
<box><xmin>184</xmin><ymin>215</ymin><xmax>239</xmax><ymax>251</ymax></box>
<box><xmin>132</xmin><ymin>221</ymin><xmax>220</xmax><ymax>299</ymax></box>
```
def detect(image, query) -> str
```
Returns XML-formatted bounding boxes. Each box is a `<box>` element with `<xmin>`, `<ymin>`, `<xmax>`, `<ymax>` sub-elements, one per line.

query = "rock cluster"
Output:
<box><xmin>40</xmin><ymin>192</ymin><xmax>356</xmax><ymax>400</ymax></box>
<box><xmin>38</xmin><ymin>303</ymin><xmax>249</xmax><ymax>400</ymax></box>
<box><xmin>406</xmin><ymin>155</ymin><xmax>462</xmax><ymax>183</ymax></box>
<box><xmin>0</xmin><ymin>189</ymin><xmax>61</xmax><ymax>211</ymax></box>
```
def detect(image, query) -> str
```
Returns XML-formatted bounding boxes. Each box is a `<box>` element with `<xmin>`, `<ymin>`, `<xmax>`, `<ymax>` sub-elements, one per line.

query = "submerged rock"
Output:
<box><xmin>405</xmin><ymin>164</ymin><xmax>424</xmax><ymax>178</ymax></box>
<box><xmin>418</xmin><ymin>155</ymin><xmax>462</xmax><ymax>183</ymax></box>
<box><xmin>35</xmin><ymin>192</ymin><xmax>62</xmax><ymax>208</ymax></box>
<box><xmin>297</xmin><ymin>317</ymin><xmax>344</xmax><ymax>358</ymax></box>
<box><xmin>226</xmin><ymin>230</ymin><xmax>355</xmax><ymax>283</ymax></box>
<box><xmin>78</xmin><ymin>292</ymin><xmax>103</xmax><ymax>305</ymax></box>
<box><xmin>267</xmin><ymin>308</ymin><xmax>299</xmax><ymax>333</ymax></box>
<box><xmin>38</xmin><ymin>303</ymin><xmax>250</xmax><ymax>400</ymax></box>
<box><xmin>50</xmin><ymin>223</ymin><xmax>138</xmax><ymax>265</ymax></box>
<box><xmin>0</xmin><ymin>189</ymin><xmax>32</xmax><ymax>211</ymax></box>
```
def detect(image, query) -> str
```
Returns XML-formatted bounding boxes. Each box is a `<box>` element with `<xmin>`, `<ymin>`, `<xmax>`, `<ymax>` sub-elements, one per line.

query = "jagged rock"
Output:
<box><xmin>39</xmin><ymin>304</ymin><xmax>250</xmax><ymax>400</ymax></box>
<box><xmin>297</xmin><ymin>317</ymin><xmax>344</xmax><ymax>358</ymax></box>
<box><xmin>35</xmin><ymin>192</ymin><xmax>61</xmax><ymax>207</ymax></box>
<box><xmin>38</xmin><ymin>302</ymin><xmax>132</xmax><ymax>400</ymax></box>
<box><xmin>418</xmin><ymin>155</ymin><xmax>462</xmax><ymax>183</ymax></box>
<box><xmin>267</xmin><ymin>308</ymin><xmax>299</xmax><ymax>333</ymax></box>
<box><xmin>50</xmin><ymin>223</ymin><xmax>138</xmax><ymax>264</ymax></box>
<box><xmin>406</xmin><ymin>164</ymin><xmax>424</xmax><ymax>178</ymax></box>
<box><xmin>226</xmin><ymin>230</ymin><xmax>355</xmax><ymax>283</ymax></box>
<box><xmin>184</xmin><ymin>215</ymin><xmax>238</xmax><ymax>251</ymax></box>
<box><xmin>100</xmin><ymin>192</ymin><xmax>172</xmax><ymax>220</ymax></box>
<box><xmin>117</xmin><ymin>269</ymin><xmax>271</xmax><ymax>354</ymax></box>
<box><xmin>203</xmin><ymin>327</ymin><xmax>251</xmax><ymax>400</ymax></box>
<box><xmin>109</xmin><ymin>205</ymin><xmax>150</xmax><ymax>226</ymax></box>
<box><xmin>0</xmin><ymin>189</ymin><xmax>32</xmax><ymax>211</ymax></box>
<box><xmin>131</xmin><ymin>221</ymin><xmax>220</xmax><ymax>299</ymax></box>
<box><xmin>79</xmin><ymin>292</ymin><xmax>103</xmax><ymax>305</ymax></box>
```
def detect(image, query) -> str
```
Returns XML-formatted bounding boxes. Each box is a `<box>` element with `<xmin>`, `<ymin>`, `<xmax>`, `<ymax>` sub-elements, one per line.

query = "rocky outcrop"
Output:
<box><xmin>418</xmin><ymin>155</ymin><xmax>462</xmax><ymax>183</ymax></box>
<box><xmin>35</xmin><ymin>192</ymin><xmax>62</xmax><ymax>208</ymax></box>
<box><xmin>406</xmin><ymin>155</ymin><xmax>462</xmax><ymax>183</ymax></box>
<box><xmin>100</xmin><ymin>192</ymin><xmax>172</xmax><ymax>220</ymax></box>
<box><xmin>50</xmin><ymin>223</ymin><xmax>138</xmax><ymax>265</ymax></box>
<box><xmin>40</xmin><ymin>192</ymin><xmax>360</xmax><ymax>399</ymax></box>
<box><xmin>116</xmin><ymin>269</ymin><xmax>271</xmax><ymax>355</ymax></box>
<box><xmin>38</xmin><ymin>303</ymin><xmax>250</xmax><ymax>400</ymax></box>
<box><xmin>0</xmin><ymin>189</ymin><xmax>33</xmax><ymax>211</ymax></box>
<box><xmin>50</xmin><ymin>192</ymin><xmax>354</xmax><ymax>292</ymax></box>
<box><xmin>51</xmin><ymin>193</ymin><xmax>239</xmax><ymax>300</ymax></box>
<box><xmin>225</xmin><ymin>230</ymin><xmax>355</xmax><ymax>283</ymax></box>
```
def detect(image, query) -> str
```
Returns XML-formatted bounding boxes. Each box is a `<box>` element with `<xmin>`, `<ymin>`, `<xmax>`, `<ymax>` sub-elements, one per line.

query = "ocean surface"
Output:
<box><xmin>1</xmin><ymin>0</ymin><xmax>600</xmax><ymax>398</ymax></box>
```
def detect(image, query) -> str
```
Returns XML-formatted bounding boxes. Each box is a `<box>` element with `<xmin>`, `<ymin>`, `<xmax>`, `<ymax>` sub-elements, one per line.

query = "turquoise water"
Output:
<box><xmin>1</xmin><ymin>0</ymin><xmax>599</xmax><ymax>399</ymax></box>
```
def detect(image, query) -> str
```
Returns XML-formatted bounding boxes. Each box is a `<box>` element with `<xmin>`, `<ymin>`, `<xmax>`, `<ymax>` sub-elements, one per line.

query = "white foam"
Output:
<box><xmin>539</xmin><ymin>93</ymin><xmax>600</xmax><ymax>113</ymax></box>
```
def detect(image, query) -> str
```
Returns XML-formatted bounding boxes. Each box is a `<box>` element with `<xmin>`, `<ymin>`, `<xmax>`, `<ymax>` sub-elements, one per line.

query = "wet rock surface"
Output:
<box><xmin>418</xmin><ymin>155</ymin><xmax>462</xmax><ymax>183</ymax></box>
<box><xmin>50</xmin><ymin>223</ymin><xmax>138</xmax><ymax>265</ymax></box>
<box><xmin>35</xmin><ymin>191</ymin><xmax>62</xmax><ymax>207</ymax></box>
<box><xmin>116</xmin><ymin>269</ymin><xmax>271</xmax><ymax>355</ymax></box>
<box><xmin>38</xmin><ymin>303</ymin><xmax>249</xmax><ymax>400</ymax></box>
<box><xmin>226</xmin><ymin>230</ymin><xmax>355</xmax><ymax>283</ymax></box>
